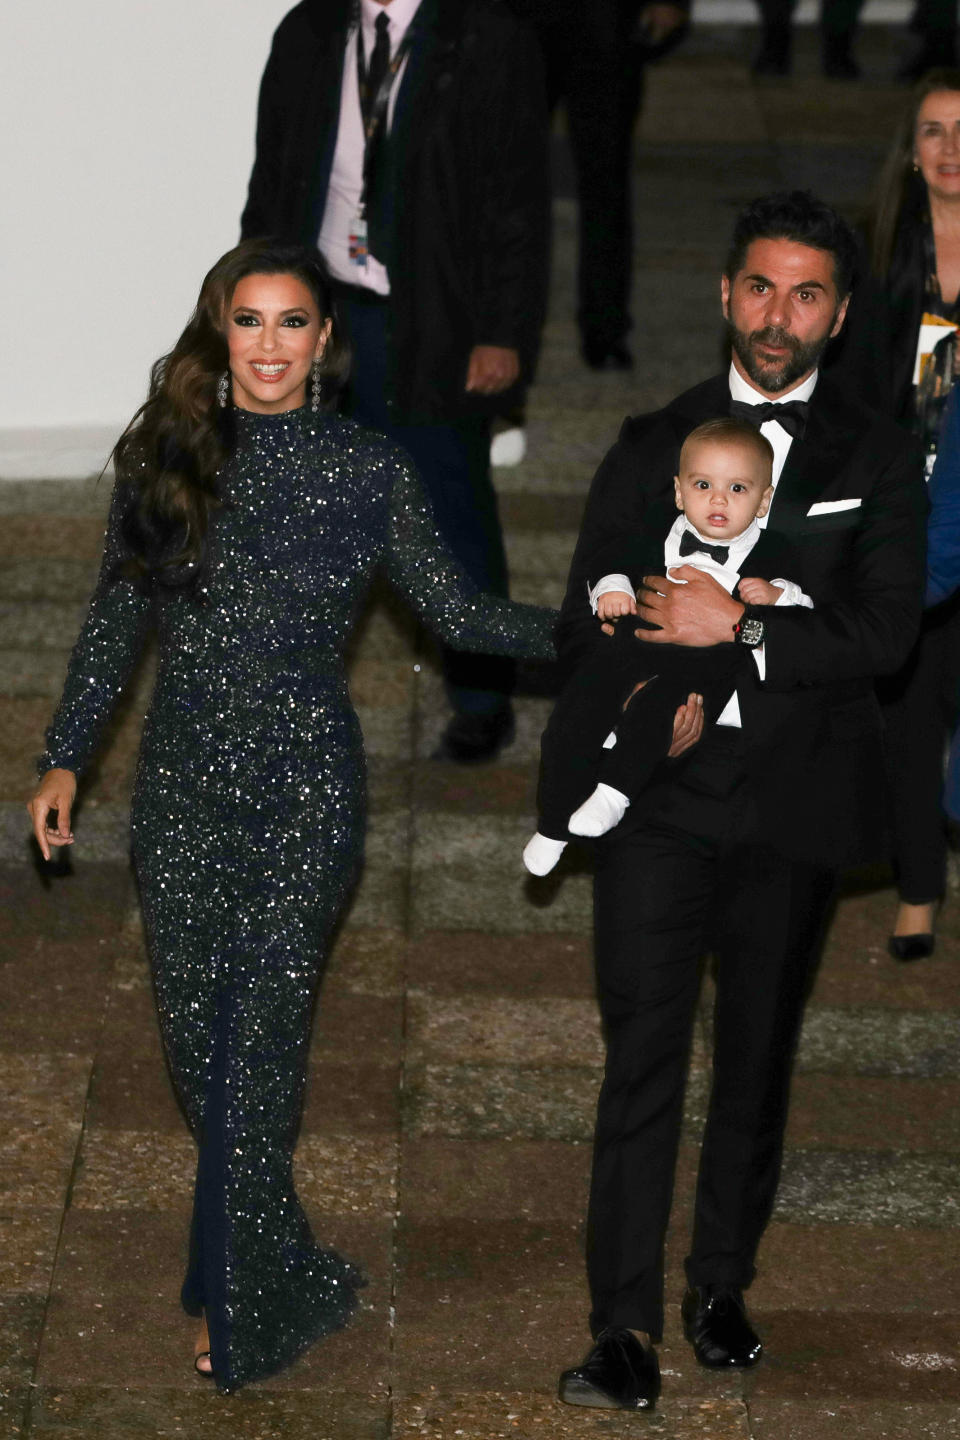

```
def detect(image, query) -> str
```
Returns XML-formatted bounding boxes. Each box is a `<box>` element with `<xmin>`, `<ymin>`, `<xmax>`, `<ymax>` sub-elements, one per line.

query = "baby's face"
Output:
<box><xmin>674</xmin><ymin>438</ymin><xmax>774</xmax><ymax>542</ymax></box>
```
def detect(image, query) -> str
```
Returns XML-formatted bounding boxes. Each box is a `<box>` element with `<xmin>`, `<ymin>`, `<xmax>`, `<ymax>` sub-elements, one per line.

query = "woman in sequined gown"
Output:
<box><xmin>28</xmin><ymin>242</ymin><xmax>555</xmax><ymax>1393</ymax></box>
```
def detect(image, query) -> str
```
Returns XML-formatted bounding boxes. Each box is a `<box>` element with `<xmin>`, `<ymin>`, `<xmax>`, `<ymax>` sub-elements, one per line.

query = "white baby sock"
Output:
<box><xmin>523</xmin><ymin>832</ymin><xmax>568</xmax><ymax>876</ymax></box>
<box><xmin>568</xmin><ymin>783</ymin><xmax>630</xmax><ymax>838</ymax></box>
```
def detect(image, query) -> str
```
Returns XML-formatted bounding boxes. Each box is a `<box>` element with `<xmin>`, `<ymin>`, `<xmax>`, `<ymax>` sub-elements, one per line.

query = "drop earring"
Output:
<box><xmin>217</xmin><ymin>372</ymin><xmax>230</xmax><ymax>408</ymax></box>
<box><xmin>311</xmin><ymin>360</ymin><xmax>322</xmax><ymax>412</ymax></box>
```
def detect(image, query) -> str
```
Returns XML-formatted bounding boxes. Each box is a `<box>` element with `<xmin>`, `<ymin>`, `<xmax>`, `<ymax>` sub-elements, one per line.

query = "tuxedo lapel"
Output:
<box><xmin>764</xmin><ymin>379</ymin><xmax>864</xmax><ymax>537</ymax></box>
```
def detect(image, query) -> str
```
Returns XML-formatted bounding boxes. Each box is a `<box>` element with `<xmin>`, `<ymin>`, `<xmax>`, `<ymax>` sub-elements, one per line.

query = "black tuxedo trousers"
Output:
<box><xmin>559</xmin><ymin>372</ymin><xmax>925</xmax><ymax>1340</ymax></box>
<box><xmin>586</xmin><ymin>726</ymin><xmax>834</xmax><ymax>1340</ymax></box>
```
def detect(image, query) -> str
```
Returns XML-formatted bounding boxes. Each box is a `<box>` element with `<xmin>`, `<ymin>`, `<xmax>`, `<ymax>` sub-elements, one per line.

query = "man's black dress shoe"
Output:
<box><xmin>888</xmin><ymin>932</ymin><xmax>935</xmax><ymax>962</ymax></box>
<box><xmin>582</xmin><ymin>340</ymin><xmax>634</xmax><ymax>372</ymax></box>
<box><xmin>432</xmin><ymin>708</ymin><xmax>515</xmax><ymax>764</ymax></box>
<box><xmin>558</xmin><ymin>1327</ymin><xmax>661</xmax><ymax>1410</ymax></box>
<box><xmin>682</xmin><ymin>1286</ymin><xmax>762</xmax><ymax>1368</ymax></box>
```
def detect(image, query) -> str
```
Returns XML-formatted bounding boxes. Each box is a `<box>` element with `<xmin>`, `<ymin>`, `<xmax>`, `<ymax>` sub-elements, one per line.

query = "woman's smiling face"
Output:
<box><xmin>225</xmin><ymin>272</ymin><xmax>331</xmax><ymax>414</ymax></box>
<box><xmin>914</xmin><ymin>90</ymin><xmax>960</xmax><ymax>203</ymax></box>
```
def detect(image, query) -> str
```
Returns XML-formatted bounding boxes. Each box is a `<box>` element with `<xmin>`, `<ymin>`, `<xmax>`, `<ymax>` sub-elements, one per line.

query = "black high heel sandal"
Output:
<box><xmin>194</xmin><ymin>1313</ymin><xmax>214</xmax><ymax>1378</ymax></box>
<box><xmin>194</xmin><ymin>1348</ymin><xmax>214</xmax><ymax>1378</ymax></box>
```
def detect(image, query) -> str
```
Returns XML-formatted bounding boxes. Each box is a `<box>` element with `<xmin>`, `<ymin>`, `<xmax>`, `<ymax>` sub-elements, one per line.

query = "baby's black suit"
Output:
<box><xmin>536</xmin><ymin>521</ymin><xmax>804</xmax><ymax>841</ymax></box>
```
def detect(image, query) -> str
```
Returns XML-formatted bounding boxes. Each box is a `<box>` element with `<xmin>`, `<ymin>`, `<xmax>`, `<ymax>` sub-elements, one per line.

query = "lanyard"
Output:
<box><xmin>355</xmin><ymin>18</ymin><xmax>415</xmax><ymax>213</ymax></box>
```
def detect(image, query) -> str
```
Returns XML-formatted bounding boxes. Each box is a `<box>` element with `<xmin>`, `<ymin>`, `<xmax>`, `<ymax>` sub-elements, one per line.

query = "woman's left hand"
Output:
<box><xmin>27</xmin><ymin>767</ymin><xmax>77</xmax><ymax>861</ymax></box>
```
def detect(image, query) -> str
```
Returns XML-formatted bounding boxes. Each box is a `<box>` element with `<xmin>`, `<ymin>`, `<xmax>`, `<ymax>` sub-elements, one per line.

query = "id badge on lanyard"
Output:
<box><xmin>352</xmin><ymin>19</ymin><xmax>414</xmax><ymax>269</ymax></box>
<box><xmin>349</xmin><ymin>211</ymin><xmax>369</xmax><ymax>268</ymax></box>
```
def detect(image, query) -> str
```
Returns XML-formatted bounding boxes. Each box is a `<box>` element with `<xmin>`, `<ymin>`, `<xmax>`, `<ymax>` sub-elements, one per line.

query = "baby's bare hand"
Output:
<box><xmin>738</xmin><ymin>577</ymin><xmax>780</xmax><ymax>606</ymax></box>
<box><xmin>597</xmin><ymin>589</ymin><xmax>638</xmax><ymax>621</ymax></box>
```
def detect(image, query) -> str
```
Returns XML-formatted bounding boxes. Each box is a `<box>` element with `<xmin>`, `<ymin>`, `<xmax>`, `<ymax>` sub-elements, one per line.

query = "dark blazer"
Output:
<box><xmin>559</xmin><ymin>372</ymin><xmax>928</xmax><ymax>866</ymax></box>
<box><xmin>240</xmin><ymin>0</ymin><xmax>550</xmax><ymax>423</ymax></box>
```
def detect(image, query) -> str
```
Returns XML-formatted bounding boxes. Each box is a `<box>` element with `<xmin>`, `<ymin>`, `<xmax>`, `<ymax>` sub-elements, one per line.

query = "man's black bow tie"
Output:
<box><xmin>678</xmin><ymin>529</ymin><xmax>729</xmax><ymax>564</ymax></box>
<box><xmin>730</xmin><ymin>397</ymin><xmax>809</xmax><ymax>439</ymax></box>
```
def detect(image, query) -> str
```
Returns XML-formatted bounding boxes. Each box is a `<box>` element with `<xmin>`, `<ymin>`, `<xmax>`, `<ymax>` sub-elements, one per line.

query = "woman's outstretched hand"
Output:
<box><xmin>27</xmin><ymin>768</ymin><xmax>77</xmax><ymax>861</ymax></box>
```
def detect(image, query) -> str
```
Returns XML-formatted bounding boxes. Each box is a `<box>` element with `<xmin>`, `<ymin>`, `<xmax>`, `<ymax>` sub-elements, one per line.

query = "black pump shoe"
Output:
<box><xmin>682</xmin><ymin>1286</ymin><xmax>762</xmax><ymax>1368</ymax></box>
<box><xmin>888</xmin><ymin>932</ymin><xmax>935</xmax><ymax>962</ymax></box>
<box><xmin>559</xmin><ymin>1327</ymin><xmax>661</xmax><ymax>1410</ymax></box>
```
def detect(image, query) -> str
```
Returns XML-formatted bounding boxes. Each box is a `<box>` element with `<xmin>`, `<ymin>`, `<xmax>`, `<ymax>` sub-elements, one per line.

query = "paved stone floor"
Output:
<box><xmin>3</xmin><ymin>26</ymin><xmax>960</xmax><ymax>1440</ymax></box>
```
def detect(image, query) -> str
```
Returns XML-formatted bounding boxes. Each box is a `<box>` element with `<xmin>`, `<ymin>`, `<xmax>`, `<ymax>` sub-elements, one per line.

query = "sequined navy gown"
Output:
<box><xmin>41</xmin><ymin>408</ymin><xmax>556</xmax><ymax>1391</ymax></box>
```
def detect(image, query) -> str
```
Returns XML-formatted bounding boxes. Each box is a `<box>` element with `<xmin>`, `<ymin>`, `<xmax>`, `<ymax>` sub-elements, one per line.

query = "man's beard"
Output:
<box><xmin>728</xmin><ymin>319</ymin><xmax>835</xmax><ymax>393</ymax></box>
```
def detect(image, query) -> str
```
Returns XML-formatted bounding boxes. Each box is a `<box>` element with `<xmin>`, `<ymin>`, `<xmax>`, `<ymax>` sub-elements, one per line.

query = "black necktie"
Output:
<box><xmin>363</xmin><ymin>13</ymin><xmax>392</xmax><ymax>262</ymax></box>
<box><xmin>367</xmin><ymin>12</ymin><xmax>391</xmax><ymax>102</ymax></box>
<box><xmin>678</xmin><ymin>529</ymin><xmax>729</xmax><ymax>565</ymax></box>
<box><xmin>729</xmin><ymin>397</ymin><xmax>809</xmax><ymax>439</ymax></box>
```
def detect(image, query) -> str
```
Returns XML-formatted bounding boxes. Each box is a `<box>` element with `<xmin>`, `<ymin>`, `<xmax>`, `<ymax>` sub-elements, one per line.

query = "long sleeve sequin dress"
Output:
<box><xmin>40</xmin><ymin>408</ymin><xmax>556</xmax><ymax>1391</ymax></box>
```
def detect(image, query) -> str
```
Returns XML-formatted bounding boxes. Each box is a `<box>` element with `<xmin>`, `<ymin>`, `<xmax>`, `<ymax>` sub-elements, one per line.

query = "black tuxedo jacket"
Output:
<box><xmin>559</xmin><ymin>373</ymin><xmax>928</xmax><ymax>866</ymax></box>
<box><xmin>240</xmin><ymin>0</ymin><xmax>550</xmax><ymax>424</ymax></box>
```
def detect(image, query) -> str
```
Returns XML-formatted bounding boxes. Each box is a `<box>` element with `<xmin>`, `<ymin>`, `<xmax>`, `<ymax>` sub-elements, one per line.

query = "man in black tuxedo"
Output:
<box><xmin>556</xmin><ymin>192</ymin><xmax>926</xmax><ymax>1411</ymax></box>
<box><xmin>241</xmin><ymin>0</ymin><xmax>549</xmax><ymax>761</ymax></box>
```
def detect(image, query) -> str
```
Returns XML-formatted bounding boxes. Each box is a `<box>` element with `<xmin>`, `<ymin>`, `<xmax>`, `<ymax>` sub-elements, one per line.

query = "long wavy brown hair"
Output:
<box><xmin>112</xmin><ymin>239</ymin><xmax>349</xmax><ymax>590</ymax></box>
<box><xmin>869</xmin><ymin>68</ymin><xmax>960</xmax><ymax>277</ymax></box>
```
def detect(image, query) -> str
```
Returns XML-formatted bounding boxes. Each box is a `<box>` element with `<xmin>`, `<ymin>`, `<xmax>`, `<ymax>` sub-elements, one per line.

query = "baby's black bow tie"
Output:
<box><xmin>678</xmin><ymin>529</ymin><xmax>729</xmax><ymax>564</ymax></box>
<box><xmin>729</xmin><ymin>397</ymin><xmax>809</xmax><ymax>439</ymax></box>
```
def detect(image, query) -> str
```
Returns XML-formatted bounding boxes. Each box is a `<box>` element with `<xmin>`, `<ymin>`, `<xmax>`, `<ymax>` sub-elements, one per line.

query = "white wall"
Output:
<box><xmin>0</xmin><ymin>2</ymin><xmax>294</xmax><ymax>473</ymax></box>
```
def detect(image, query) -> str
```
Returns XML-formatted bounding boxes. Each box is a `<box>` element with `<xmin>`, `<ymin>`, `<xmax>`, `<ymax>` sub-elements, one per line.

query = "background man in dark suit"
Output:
<box><xmin>241</xmin><ymin>0</ymin><xmax>549</xmax><ymax>762</ymax></box>
<box><xmin>507</xmin><ymin>0</ymin><xmax>687</xmax><ymax>372</ymax></box>
<box><xmin>556</xmin><ymin>192</ymin><xmax>927</xmax><ymax>1412</ymax></box>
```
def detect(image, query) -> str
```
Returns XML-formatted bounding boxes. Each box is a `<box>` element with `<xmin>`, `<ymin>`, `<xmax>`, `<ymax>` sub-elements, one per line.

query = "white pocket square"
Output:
<box><xmin>806</xmin><ymin>498</ymin><xmax>862</xmax><ymax>515</ymax></box>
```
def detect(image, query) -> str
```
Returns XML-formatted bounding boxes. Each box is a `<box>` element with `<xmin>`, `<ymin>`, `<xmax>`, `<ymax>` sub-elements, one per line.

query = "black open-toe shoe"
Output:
<box><xmin>194</xmin><ymin>1348</ymin><xmax>214</xmax><ymax>1378</ymax></box>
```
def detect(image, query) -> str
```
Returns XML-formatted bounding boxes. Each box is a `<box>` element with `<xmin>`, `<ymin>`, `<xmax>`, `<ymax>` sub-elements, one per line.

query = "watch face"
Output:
<box><xmin>740</xmin><ymin>615</ymin><xmax>765</xmax><ymax>647</ymax></box>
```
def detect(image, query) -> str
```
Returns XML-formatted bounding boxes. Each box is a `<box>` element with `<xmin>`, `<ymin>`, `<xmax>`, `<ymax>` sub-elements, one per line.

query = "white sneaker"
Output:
<box><xmin>491</xmin><ymin>426</ymin><xmax>527</xmax><ymax>467</ymax></box>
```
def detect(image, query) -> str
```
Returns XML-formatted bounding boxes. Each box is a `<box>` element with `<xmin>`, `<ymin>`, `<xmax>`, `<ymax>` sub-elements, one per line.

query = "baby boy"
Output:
<box><xmin>524</xmin><ymin>417</ymin><xmax>813</xmax><ymax>875</ymax></box>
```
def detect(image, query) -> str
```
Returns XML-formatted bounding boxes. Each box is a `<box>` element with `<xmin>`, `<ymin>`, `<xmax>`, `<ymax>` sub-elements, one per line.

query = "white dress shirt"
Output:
<box><xmin>590</xmin><ymin>517</ymin><xmax>812</xmax><ymax>610</ymax></box>
<box><xmin>728</xmin><ymin>361</ymin><xmax>819</xmax><ymax>516</ymax></box>
<box><xmin>318</xmin><ymin>0</ymin><xmax>423</xmax><ymax>293</ymax></box>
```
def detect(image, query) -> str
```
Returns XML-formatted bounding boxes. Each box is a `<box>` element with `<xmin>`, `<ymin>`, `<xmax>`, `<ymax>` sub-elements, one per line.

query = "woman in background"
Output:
<box><xmin>835</xmin><ymin>71</ymin><xmax>960</xmax><ymax>960</ymax></box>
<box><xmin>27</xmin><ymin>240</ymin><xmax>556</xmax><ymax>1391</ymax></box>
